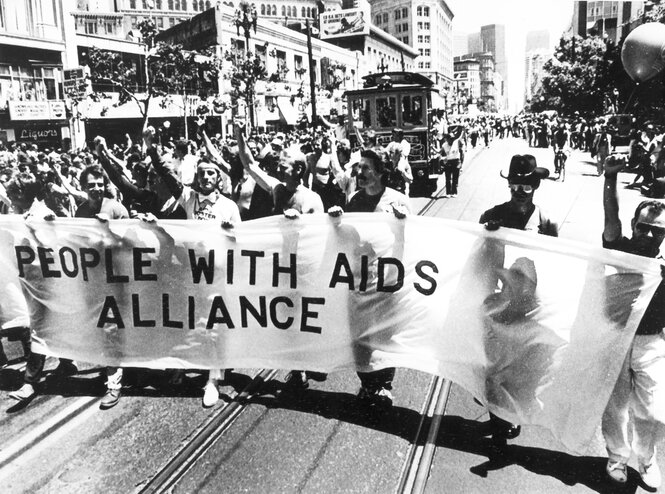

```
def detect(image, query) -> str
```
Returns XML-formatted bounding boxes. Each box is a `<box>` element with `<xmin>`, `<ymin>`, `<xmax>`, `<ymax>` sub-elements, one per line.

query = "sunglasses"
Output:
<box><xmin>635</xmin><ymin>222</ymin><xmax>665</xmax><ymax>236</ymax></box>
<box><xmin>509</xmin><ymin>183</ymin><xmax>533</xmax><ymax>193</ymax></box>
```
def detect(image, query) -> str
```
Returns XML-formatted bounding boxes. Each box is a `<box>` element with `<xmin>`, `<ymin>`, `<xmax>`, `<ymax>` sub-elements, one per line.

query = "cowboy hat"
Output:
<box><xmin>500</xmin><ymin>154</ymin><xmax>549</xmax><ymax>185</ymax></box>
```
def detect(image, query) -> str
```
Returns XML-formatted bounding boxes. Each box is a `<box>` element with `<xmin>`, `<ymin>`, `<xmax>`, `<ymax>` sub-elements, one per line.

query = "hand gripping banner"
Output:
<box><xmin>0</xmin><ymin>213</ymin><xmax>661</xmax><ymax>450</ymax></box>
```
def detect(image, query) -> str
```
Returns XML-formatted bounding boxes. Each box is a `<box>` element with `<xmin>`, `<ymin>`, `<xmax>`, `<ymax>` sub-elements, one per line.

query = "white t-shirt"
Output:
<box><xmin>177</xmin><ymin>186</ymin><xmax>241</xmax><ymax>223</ymax></box>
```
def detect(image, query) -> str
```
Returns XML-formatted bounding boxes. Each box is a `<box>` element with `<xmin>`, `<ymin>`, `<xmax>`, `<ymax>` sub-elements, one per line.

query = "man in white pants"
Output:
<box><xmin>602</xmin><ymin>154</ymin><xmax>665</xmax><ymax>491</ymax></box>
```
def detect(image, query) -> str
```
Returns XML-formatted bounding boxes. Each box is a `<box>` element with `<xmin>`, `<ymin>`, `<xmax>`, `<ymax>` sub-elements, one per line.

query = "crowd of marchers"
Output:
<box><xmin>0</xmin><ymin>110</ymin><xmax>663</xmax><ymax>491</ymax></box>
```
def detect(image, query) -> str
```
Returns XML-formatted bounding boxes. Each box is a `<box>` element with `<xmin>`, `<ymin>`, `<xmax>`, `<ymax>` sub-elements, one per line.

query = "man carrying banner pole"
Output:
<box><xmin>479</xmin><ymin>154</ymin><xmax>557</xmax><ymax>442</ymax></box>
<box><xmin>601</xmin><ymin>155</ymin><xmax>665</xmax><ymax>490</ymax></box>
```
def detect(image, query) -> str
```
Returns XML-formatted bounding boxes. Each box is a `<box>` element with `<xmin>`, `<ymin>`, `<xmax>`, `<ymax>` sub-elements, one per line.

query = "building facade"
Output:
<box><xmin>452</xmin><ymin>57</ymin><xmax>480</xmax><ymax>113</ymax></box>
<box><xmin>369</xmin><ymin>0</ymin><xmax>454</xmax><ymax>88</ymax></box>
<box><xmin>571</xmin><ymin>1</ymin><xmax>644</xmax><ymax>42</ymax></box>
<box><xmin>524</xmin><ymin>50</ymin><xmax>548</xmax><ymax>104</ymax></box>
<box><xmin>0</xmin><ymin>0</ymin><xmax>72</xmax><ymax>148</ymax></box>
<box><xmin>455</xmin><ymin>52</ymin><xmax>499</xmax><ymax>112</ymax></box>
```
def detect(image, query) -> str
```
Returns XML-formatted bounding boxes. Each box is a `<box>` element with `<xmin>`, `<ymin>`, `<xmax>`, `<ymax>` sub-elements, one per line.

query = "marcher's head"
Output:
<box><xmin>80</xmin><ymin>164</ymin><xmax>110</xmax><ymax>203</ymax></box>
<box><xmin>357</xmin><ymin>149</ymin><xmax>388</xmax><ymax>190</ymax></box>
<box><xmin>392</xmin><ymin>128</ymin><xmax>404</xmax><ymax>142</ymax></box>
<box><xmin>5</xmin><ymin>173</ymin><xmax>43</xmax><ymax>213</ymax></box>
<box><xmin>195</xmin><ymin>158</ymin><xmax>221</xmax><ymax>194</ymax></box>
<box><xmin>501</xmin><ymin>154</ymin><xmax>548</xmax><ymax>204</ymax></box>
<box><xmin>174</xmin><ymin>139</ymin><xmax>189</xmax><ymax>159</ymax></box>
<box><xmin>630</xmin><ymin>200</ymin><xmax>665</xmax><ymax>257</ymax></box>
<box><xmin>276</xmin><ymin>149</ymin><xmax>306</xmax><ymax>186</ymax></box>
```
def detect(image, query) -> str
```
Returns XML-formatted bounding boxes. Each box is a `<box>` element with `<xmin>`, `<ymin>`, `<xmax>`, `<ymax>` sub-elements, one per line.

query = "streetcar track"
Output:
<box><xmin>136</xmin><ymin>368</ymin><xmax>277</xmax><ymax>494</ymax></box>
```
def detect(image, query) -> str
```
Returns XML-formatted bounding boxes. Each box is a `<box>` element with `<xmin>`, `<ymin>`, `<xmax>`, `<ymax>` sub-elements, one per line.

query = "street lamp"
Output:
<box><xmin>234</xmin><ymin>1</ymin><xmax>258</xmax><ymax>53</ymax></box>
<box><xmin>233</xmin><ymin>1</ymin><xmax>258</xmax><ymax>128</ymax></box>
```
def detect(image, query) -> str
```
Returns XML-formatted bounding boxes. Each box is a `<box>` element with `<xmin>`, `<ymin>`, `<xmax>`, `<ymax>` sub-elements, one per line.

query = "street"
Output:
<box><xmin>0</xmin><ymin>136</ymin><xmax>659</xmax><ymax>494</ymax></box>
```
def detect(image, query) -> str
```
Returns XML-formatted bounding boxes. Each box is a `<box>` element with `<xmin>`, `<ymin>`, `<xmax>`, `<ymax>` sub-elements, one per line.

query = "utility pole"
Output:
<box><xmin>306</xmin><ymin>18</ymin><xmax>317</xmax><ymax>127</ymax></box>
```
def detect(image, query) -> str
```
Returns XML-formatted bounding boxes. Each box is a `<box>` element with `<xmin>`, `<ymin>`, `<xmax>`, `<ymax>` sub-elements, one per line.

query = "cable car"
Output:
<box><xmin>344</xmin><ymin>71</ymin><xmax>442</xmax><ymax>196</ymax></box>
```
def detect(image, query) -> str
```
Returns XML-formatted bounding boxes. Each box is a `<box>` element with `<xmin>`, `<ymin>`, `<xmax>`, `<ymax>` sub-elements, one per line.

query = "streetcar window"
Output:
<box><xmin>351</xmin><ymin>98</ymin><xmax>371</xmax><ymax>128</ymax></box>
<box><xmin>401</xmin><ymin>95</ymin><xmax>423</xmax><ymax>127</ymax></box>
<box><xmin>376</xmin><ymin>96</ymin><xmax>397</xmax><ymax>128</ymax></box>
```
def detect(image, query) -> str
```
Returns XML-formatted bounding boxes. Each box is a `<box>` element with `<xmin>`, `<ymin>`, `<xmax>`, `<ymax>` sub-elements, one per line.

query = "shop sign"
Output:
<box><xmin>9</xmin><ymin>101</ymin><xmax>67</xmax><ymax>121</ymax></box>
<box><xmin>14</xmin><ymin>124</ymin><xmax>62</xmax><ymax>143</ymax></box>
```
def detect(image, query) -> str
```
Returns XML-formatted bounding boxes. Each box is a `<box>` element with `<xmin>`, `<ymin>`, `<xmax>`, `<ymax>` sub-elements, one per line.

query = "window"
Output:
<box><xmin>382</xmin><ymin>13</ymin><xmax>388</xmax><ymax>22</ymax></box>
<box><xmin>169</xmin><ymin>17</ymin><xmax>176</xmax><ymax>26</ymax></box>
<box><xmin>402</xmin><ymin>22</ymin><xmax>408</xmax><ymax>32</ymax></box>
<box><xmin>131</xmin><ymin>16</ymin><xmax>138</xmax><ymax>28</ymax></box>
<box><xmin>351</xmin><ymin>98</ymin><xmax>371</xmax><ymax>128</ymax></box>
<box><xmin>424</xmin><ymin>22</ymin><xmax>430</xmax><ymax>30</ymax></box>
<box><xmin>417</xmin><ymin>61</ymin><xmax>424</xmax><ymax>68</ymax></box>
<box><xmin>416</xmin><ymin>6</ymin><xmax>422</xmax><ymax>15</ymax></box>
<box><xmin>424</xmin><ymin>62</ymin><xmax>430</xmax><ymax>68</ymax></box>
<box><xmin>272</xmin><ymin>5</ymin><xmax>277</xmax><ymax>15</ymax></box>
<box><xmin>85</xmin><ymin>20</ymin><xmax>97</xmax><ymax>34</ymax></box>
<box><xmin>417</xmin><ymin>21</ymin><xmax>422</xmax><ymax>29</ymax></box>
<box><xmin>402</xmin><ymin>7</ymin><xmax>408</xmax><ymax>17</ymax></box>
<box><xmin>418</xmin><ymin>48</ymin><xmax>423</xmax><ymax>55</ymax></box>
<box><xmin>142</xmin><ymin>0</ymin><xmax>150</xmax><ymax>8</ymax></box>
<box><xmin>395</xmin><ymin>9</ymin><xmax>401</xmax><ymax>20</ymax></box>
<box><xmin>282</xmin><ymin>5</ymin><xmax>286</xmax><ymax>15</ymax></box>
<box><xmin>402</xmin><ymin>36</ymin><xmax>409</xmax><ymax>44</ymax></box>
<box><xmin>424</xmin><ymin>48</ymin><xmax>430</xmax><ymax>56</ymax></box>
<box><xmin>307</xmin><ymin>7</ymin><xmax>311</xmax><ymax>17</ymax></box>
<box><xmin>130</xmin><ymin>0</ymin><xmax>137</xmax><ymax>8</ymax></box>
<box><xmin>396</xmin><ymin>24</ymin><xmax>402</xmax><ymax>33</ymax></box>
<box><xmin>261</xmin><ymin>4</ymin><xmax>265</xmax><ymax>14</ymax></box>
<box><xmin>156</xmin><ymin>0</ymin><xmax>162</xmax><ymax>7</ymax></box>
<box><xmin>375</xmin><ymin>14</ymin><xmax>382</xmax><ymax>24</ymax></box>
<box><xmin>423</xmin><ymin>6</ymin><xmax>429</xmax><ymax>16</ymax></box>
<box><xmin>157</xmin><ymin>17</ymin><xmax>164</xmax><ymax>28</ymax></box>
<box><xmin>302</xmin><ymin>7</ymin><xmax>306</xmax><ymax>17</ymax></box>
<box><xmin>424</xmin><ymin>35</ymin><xmax>430</xmax><ymax>43</ymax></box>
<box><xmin>401</xmin><ymin>95</ymin><xmax>423</xmax><ymax>126</ymax></box>
<box><xmin>417</xmin><ymin>35</ymin><xmax>423</xmax><ymax>43</ymax></box>
<box><xmin>376</xmin><ymin>96</ymin><xmax>397</xmax><ymax>127</ymax></box>
<box><xmin>312</xmin><ymin>7</ymin><xmax>317</xmax><ymax>16</ymax></box>
<box><xmin>294</xmin><ymin>55</ymin><xmax>303</xmax><ymax>78</ymax></box>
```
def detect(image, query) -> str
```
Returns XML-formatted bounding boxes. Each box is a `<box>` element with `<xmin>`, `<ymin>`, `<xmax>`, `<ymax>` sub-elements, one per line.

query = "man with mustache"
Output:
<box><xmin>601</xmin><ymin>155</ymin><xmax>665</xmax><ymax>490</ymax></box>
<box><xmin>478</xmin><ymin>154</ymin><xmax>557</xmax><ymax>442</ymax></box>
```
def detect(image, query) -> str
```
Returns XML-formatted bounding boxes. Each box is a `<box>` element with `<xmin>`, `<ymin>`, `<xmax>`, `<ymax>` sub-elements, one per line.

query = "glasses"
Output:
<box><xmin>509</xmin><ymin>183</ymin><xmax>533</xmax><ymax>193</ymax></box>
<box><xmin>635</xmin><ymin>223</ymin><xmax>665</xmax><ymax>236</ymax></box>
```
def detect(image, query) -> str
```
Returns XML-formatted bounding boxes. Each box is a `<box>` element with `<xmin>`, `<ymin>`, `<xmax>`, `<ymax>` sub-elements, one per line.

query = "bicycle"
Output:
<box><xmin>554</xmin><ymin>149</ymin><xmax>567</xmax><ymax>182</ymax></box>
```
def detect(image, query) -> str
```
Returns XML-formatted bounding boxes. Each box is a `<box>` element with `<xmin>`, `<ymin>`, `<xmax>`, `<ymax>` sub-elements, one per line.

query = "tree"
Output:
<box><xmin>82</xmin><ymin>19</ymin><xmax>221</xmax><ymax>132</ymax></box>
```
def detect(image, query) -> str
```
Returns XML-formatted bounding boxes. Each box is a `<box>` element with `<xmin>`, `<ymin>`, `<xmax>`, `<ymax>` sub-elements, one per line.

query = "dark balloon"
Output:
<box><xmin>621</xmin><ymin>23</ymin><xmax>665</xmax><ymax>82</ymax></box>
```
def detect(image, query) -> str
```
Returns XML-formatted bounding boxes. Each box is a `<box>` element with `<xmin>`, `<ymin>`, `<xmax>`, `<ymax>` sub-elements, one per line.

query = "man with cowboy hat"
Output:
<box><xmin>477</xmin><ymin>154</ymin><xmax>558</xmax><ymax>441</ymax></box>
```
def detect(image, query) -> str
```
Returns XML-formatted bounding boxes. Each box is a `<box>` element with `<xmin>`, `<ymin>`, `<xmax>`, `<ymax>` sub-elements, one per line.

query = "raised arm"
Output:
<box><xmin>200</xmin><ymin>129</ymin><xmax>231</xmax><ymax>176</ymax></box>
<box><xmin>95</xmin><ymin>137</ymin><xmax>145</xmax><ymax>201</ymax></box>
<box><xmin>233</xmin><ymin>123</ymin><xmax>279</xmax><ymax>193</ymax></box>
<box><xmin>603</xmin><ymin>155</ymin><xmax>625</xmax><ymax>243</ymax></box>
<box><xmin>143</xmin><ymin>128</ymin><xmax>184</xmax><ymax>200</ymax></box>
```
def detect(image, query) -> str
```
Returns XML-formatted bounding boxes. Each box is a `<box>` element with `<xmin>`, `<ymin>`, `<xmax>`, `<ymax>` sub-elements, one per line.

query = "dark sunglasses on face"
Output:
<box><xmin>635</xmin><ymin>222</ymin><xmax>665</xmax><ymax>236</ymax></box>
<box><xmin>509</xmin><ymin>183</ymin><xmax>533</xmax><ymax>193</ymax></box>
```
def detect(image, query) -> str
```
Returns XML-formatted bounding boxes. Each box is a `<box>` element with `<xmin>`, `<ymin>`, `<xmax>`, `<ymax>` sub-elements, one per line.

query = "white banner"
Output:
<box><xmin>0</xmin><ymin>214</ymin><xmax>661</xmax><ymax>451</ymax></box>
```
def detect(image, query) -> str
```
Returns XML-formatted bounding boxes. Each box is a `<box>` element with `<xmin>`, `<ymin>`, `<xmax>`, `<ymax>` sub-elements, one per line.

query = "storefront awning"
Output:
<box><xmin>277</xmin><ymin>97</ymin><xmax>298</xmax><ymax>126</ymax></box>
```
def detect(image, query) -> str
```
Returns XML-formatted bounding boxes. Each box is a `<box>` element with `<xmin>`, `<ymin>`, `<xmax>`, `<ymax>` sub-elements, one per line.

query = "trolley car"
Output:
<box><xmin>344</xmin><ymin>71</ymin><xmax>442</xmax><ymax>196</ymax></box>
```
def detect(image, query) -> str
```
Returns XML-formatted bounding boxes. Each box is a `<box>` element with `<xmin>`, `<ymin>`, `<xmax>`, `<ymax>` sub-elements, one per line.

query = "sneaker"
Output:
<box><xmin>357</xmin><ymin>386</ymin><xmax>393</xmax><ymax>408</ymax></box>
<box><xmin>202</xmin><ymin>381</ymin><xmax>219</xmax><ymax>408</ymax></box>
<box><xmin>9</xmin><ymin>383</ymin><xmax>35</xmax><ymax>401</ymax></box>
<box><xmin>606</xmin><ymin>460</ymin><xmax>628</xmax><ymax>484</ymax></box>
<box><xmin>100</xmin><ymin>388</ymin><xmax>121</xmax><ymax>410</ymax></box>
<box><xmin>640</xmin><ymin>461</ymin><xmax>661</xmax><ymax>491</ymax></box>
<box><xmin>284</xmin><ymin>371</ymin><xmax>309</xmax><ymax>390</ymax></box>
<box><xmin>53</xmin><ymin>360</ymin><xmax>78</xmax><ymax>377</ymax></box>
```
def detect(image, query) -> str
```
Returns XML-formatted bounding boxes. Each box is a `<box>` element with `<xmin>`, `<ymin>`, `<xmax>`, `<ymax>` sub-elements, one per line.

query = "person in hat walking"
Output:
<box><xmin>477</xmin><ymin>154</ymin><xmax>558</xmax><ymax>441</ymax></box>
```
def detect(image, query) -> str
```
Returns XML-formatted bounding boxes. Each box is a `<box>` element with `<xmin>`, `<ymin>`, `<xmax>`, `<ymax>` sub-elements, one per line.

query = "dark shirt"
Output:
<box><xmin>75</xmin><ymin>198</ymin><xmax>129</xmax><ymax>219</ymax></box>
<box><xmin>603</xmin><ymin>235</ymin><xmax>665</xmax><ymax>335</ymax></box>
<box><xmin>479</xmin><ymin>202</ymin><xmax>558</xmax><ymax>237</ymax></box>
<box><xmin>346</xmin><ymin>189</ymin><xmax>383</xmax><ymax>213</ymax></box>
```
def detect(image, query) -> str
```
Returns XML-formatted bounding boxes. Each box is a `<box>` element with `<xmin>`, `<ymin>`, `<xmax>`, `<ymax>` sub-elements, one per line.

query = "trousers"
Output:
<box><xmin>602</xmin><ymin>333</ymin><xmax>665</xmax><ymax>465</ymax></box>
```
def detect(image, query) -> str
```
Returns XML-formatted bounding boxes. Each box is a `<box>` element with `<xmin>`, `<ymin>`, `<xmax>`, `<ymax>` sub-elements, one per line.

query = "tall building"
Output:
<box><xmin>369</xmin><ymin>0</ymin><xmax>454</xmax><ymax>88</ymax></box>
<box><xmin>455</xmin><ymin>52</ymin><xmax>498</xmax><ymax>112</ymax></box>
<box><xmin>571</xmin><ymin>1</ymin><xmax>644</xmax><ymax>42</ymax></box>
<box><xmin>453</xmin><ymin>56</ymin><xmax>480</xmax><ymax>112</ymax></box>
<box><xmin>480</xmin><ymin>24</ymin><xmax>506</xmax><ymax>90</ymax></box>
<box><xmin>524</xmin><ymin>50</ymin><xmax>548</xmax><ymax>104</ymax></box>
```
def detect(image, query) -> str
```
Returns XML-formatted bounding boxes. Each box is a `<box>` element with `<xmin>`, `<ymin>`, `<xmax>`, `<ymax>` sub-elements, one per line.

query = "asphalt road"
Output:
<box><xmin>0</xmin><ymin>136</ymin><xmax>661</xmax><ymax>494</ymax></box>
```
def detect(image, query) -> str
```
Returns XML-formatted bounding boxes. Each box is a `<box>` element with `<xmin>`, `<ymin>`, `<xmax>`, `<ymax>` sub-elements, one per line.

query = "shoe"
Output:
<box><xmin>284</xmin><ymin>371</ymin><xmax>309</xmax><ymax>390</ymax></box>
<box><xmin>9</xmin><ymin>383</ymin><xmax>35</xmax><ymax>401</ymax></box>
<box><xmin>640</xmin><ymin>461</ymin><xmax>661</xmax><ymax>491</ymax></box>
<box><xmin>494</xmin><ymin>423</ymin><xmax>521</xmax><ymax>440</ymax></box>
<box><xmin>606</xmin><ymin>460</ymin><xmax>628</xmax><ymax>484</ymax></box>
<box><xmin>357</xmin><ymin>386</ymin><xmax>393</xmax><ymax>408</ymax></box>
<box><xmin>202</xmin><ymin>381</ymin><xmax>219</xmax><ymax>407</ymax></box>
<box><xmin>53</xmin><ymin>360</ymin><xmax>78</xmax><ymax>377</ymax></box>
<box><xmin>100</xmin><ymin>388</ymin><xmax>121</xmax><ymax>409</ymax></box>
